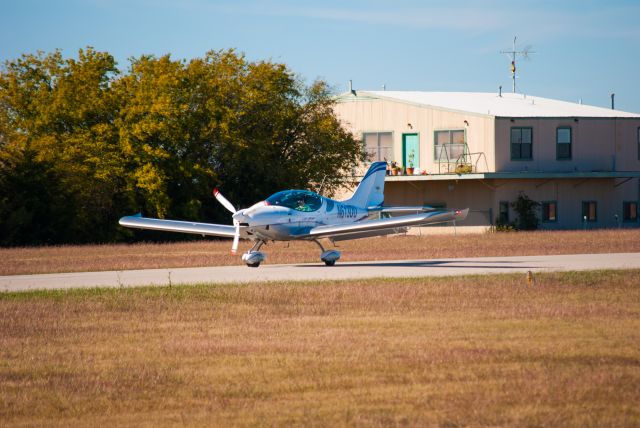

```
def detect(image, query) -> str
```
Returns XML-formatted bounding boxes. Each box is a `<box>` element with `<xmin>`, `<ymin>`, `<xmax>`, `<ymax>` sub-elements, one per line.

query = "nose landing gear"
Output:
<box><xmin>242</xmin><ymin>240</ymin><xmax>266</xmax><ymax>267</ymax></box>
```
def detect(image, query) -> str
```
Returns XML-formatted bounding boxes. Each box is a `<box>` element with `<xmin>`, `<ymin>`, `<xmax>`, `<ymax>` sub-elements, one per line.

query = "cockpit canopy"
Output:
<box><xmin>266</xmin><ymin>190</ymin><xmax>323</xmax><ymax>212</ymax></box>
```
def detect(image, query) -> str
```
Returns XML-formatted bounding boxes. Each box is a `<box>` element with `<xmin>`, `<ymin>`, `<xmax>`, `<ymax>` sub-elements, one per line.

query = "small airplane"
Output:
<box><xmin>119</xmin><ymin>161</ymin><xmax>468</xmax><ymax>267</ymax></box>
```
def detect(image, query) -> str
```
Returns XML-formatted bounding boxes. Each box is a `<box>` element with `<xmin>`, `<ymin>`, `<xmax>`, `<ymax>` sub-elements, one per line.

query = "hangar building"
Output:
<box><xmin>334</xmin><ymin>91</ymin><xmax>640</xmax><ymax>230</ymax></box>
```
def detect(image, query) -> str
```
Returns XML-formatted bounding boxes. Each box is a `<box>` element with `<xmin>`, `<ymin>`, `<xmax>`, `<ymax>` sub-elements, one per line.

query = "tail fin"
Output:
<box><xmin>345</xmin><ymin>161</ymin><xmax>387</xmax><ymax>209</ymax></box>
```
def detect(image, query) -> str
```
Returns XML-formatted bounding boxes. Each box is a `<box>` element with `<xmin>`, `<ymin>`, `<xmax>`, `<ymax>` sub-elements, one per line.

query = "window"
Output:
<box><xmin>542</xmin><ymin>201</ymin><xmax>557</xmax><ymax>222</ymax></box>
<box><xmin>498</xmin><ymin>201</ymin><xmax>509</xmax><ymax>224</ymax></box>
<box><xmin>363</xmin><ymin>132</ymin><xmax>393</xmax><ymax>162</ymax></box>
<box><xmin>623</xmin><ymin>201</ymin><xmax>638</xmax><ymax>222</ymax></box>
<box><xmin>637</xmin><ymin>127</ymin><xmax>640</xmax><ymax>161</ymax></box>
<box><xmin>266</xmin><ymin>190</ymin><xmax>322</xmax><ymax>212</ymax></box>
<box><xmin>582</xmin><ymin>201</ymin><xmax>597</xmax><ymax>222</ymax></box>
<box><xmin>510</xmin><ymin>127</ymin><xmax>533</xmax><ymax>160</ymax></box>
<box><xmin>557</xmin><ymin>127</ymin><xmax>572</xmax><ymax>160</ymax></box>
<box><xmin>434</xmin><ymin>129</ymin><xmax>465</xmax><ymax>162</ymax></box>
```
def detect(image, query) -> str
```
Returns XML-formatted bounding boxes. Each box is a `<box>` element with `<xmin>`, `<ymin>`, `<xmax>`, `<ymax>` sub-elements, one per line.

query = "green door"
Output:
<box><xmin>402</xmin><ymin>134</ymin><xmax>419</xmax><ymax>169</ymax></box>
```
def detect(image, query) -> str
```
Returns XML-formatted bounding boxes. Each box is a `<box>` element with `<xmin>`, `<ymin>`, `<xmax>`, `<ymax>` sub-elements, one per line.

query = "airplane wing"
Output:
<box><xmin>378</xmin><ymin>206</ymin><xmax>437</xmax><ymax>213</ymax></box>
<box><xmin>309</xmin><ymin>208</ymin><xmax>468</xmax><ymax>239</ymax></box>
<box><xmin>119</xmin><ymin>215</ymin><xmax>243</xmax><ymax>238</ymax></box>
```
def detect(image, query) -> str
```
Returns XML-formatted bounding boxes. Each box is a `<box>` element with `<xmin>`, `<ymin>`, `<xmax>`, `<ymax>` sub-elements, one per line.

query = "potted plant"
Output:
<box><xmin>406</xmin><ymin>152</ymin><xmax>415</xmax><ymax>175</ymax></box>
<box><xmin>455</xmin><ymin>164</ymin><xmax>472</xmax><ymax>174</ymax></box>
<box><xmin>390</xmin><ymin>161</ymin><xmax>400</xmax><ymax>175</ymax></box>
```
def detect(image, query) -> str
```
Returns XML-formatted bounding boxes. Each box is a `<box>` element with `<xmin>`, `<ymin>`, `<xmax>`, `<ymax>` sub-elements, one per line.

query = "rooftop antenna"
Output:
<box><xmin>500</xmin><ymin>36</ymin><xmax>534</xmax><ymax>93</ymax></box>
<box><xmin>317</xmin><ymin>175</ymin><xmax>327</xmax><ymax>196</ymax></box>
<box><xmin>349</xmin><ymin>80</ymin><xmax>356</xmax><ymax>95</ymax></box>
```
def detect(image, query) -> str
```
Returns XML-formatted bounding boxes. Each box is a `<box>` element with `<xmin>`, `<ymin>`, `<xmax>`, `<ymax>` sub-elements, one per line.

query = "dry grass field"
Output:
<box><xmin>2</xmin><ymin>229</ymin><xmax>640</xmax><ymax>275</ymax></box>
<box><xmin>1</xmin><ymin>270</ymin><xmax>640</xmax><ymax>426</ymax></box>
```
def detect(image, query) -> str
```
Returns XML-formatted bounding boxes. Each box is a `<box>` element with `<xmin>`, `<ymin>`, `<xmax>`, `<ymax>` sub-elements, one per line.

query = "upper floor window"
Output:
<box><xmin>434</xmin><ymin>129</ymin><xmax>465</xmax><ymax>162</ymax></box>
<box><xmin>363</xmin><ymin>132</ymin><xmax>393</xmax><ymax>162</ymax></box>
<box><xmin>557</xmin><ymin>127</ymin><xmax>572</xmax><ymax>160</ymax></box>
<box><xmin>510</xmin><ymin>127</ymin><xmax>532</xmax><ymax>160</ymax></box>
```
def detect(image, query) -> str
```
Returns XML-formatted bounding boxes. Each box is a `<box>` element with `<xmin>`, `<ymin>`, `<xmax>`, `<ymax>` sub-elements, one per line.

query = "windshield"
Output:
<box><xmin>266</xmin><ymin>190</ymin><xmax>323</xmax><ymax>212</ymax></box>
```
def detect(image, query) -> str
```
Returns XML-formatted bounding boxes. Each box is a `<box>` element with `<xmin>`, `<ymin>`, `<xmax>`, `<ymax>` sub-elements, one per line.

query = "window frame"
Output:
<box><xmin>556</xmin><ymin>126</ymin><xmax>572</xmax><ymax>160</ymax></box>
<box><xmin>623</xmin><ymin>201</ymin><xmax>638</xmax><ymax>223</ymax></box>
<box><xmin>541</xmin><ymin>201</ymin><xmax>558</xmax><ymax>223</ymax></box>
<box><xmin>581</xmin><ymin>201</ymin><xmax>597</xmax><ymax>222</ymax></box>
<box><xmin>510</xmin><ymin>127</ymin><xmax>533</xmax><ymax>161</ymax></box>
<box><xmin>498</xmin><ymin>201</ymin><xmax>509</xmax><ymax>224</ymax></box>
<box><xmin>433</xmin><ymin>129</ymin><xmax>466</xmax><ymax>162</ymax></box>
<box><xmin>362</xmin><ymin>131</ymin><xmax>394</xmax><ymax>163</ymax></box>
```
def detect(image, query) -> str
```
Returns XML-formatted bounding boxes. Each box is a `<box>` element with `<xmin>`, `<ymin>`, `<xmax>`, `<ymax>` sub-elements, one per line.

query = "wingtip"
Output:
<box><xmin>454</xmin><ymin>208</ymin><xmax>470</xmax><ymax>219</ymax></box>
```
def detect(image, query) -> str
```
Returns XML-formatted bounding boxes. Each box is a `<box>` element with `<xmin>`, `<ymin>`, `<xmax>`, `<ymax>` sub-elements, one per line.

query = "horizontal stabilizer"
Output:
<box><xmin>119</xmin><ymin>215</ymin><xmax>241</xmax><ymax>238</ymax></box>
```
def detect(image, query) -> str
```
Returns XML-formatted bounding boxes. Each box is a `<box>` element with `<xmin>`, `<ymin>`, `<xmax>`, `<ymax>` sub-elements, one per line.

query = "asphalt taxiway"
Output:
<box><xmin>1</xmin><ymin>252</ymin><xmax>639</xmax><ymax>292</ymax></box>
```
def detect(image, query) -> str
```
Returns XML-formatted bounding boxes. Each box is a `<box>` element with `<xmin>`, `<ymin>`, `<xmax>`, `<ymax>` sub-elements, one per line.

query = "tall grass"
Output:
<box><xmin>2</xmin><ymin>229</ymin><xmax>640</xmax><ymax>275</ymax></box>
<box><xmin>1</xmin><ymin>270</ymin><xmax>639</xmax><ymax>426</ymax></box>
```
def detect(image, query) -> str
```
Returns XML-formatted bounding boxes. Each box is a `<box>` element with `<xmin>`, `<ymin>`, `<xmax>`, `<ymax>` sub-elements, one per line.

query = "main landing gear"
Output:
<box><xmin>242</xmin><ymin>239</ymin><xmax>341</xmax><ymax>267</ymax></box>
<box><xmin>313</xmin><ymin>239</ymin><xmax>341</xmax><ymax>266</ymax></box>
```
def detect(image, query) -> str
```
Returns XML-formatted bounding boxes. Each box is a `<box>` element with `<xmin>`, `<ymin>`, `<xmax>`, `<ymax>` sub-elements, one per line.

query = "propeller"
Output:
<box><xmin>213</xmin><ymin>188</ymin><xmax>242</xmax><ymax>254</ymax></box>
<box><xmin>231</xmin><ymin>222</ymin><xmax>240</xmax><ymax>254</ymax></box>
<box><xmin>213</xmin><ymin>188</ymin><xmax>236</xmax><ymax>213</ymax></box>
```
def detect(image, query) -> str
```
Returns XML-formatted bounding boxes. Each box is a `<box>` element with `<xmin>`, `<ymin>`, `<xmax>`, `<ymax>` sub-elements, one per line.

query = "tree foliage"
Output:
<box><xmin>511</xmin><ymin>192</ymin><xmax>540</xmax><ymax>230</ymax></box>
<box><xmin>0</xmin><ymin>48</ymin><xmax>363</xmax><ymax>245</ymax></box>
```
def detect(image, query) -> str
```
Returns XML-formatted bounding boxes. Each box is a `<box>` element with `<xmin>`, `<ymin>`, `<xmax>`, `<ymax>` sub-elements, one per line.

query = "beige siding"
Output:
<box><xmin>495</xmin><ymin>118</ymin><xmax>640</xmax><ymax>173</ymax></box>
<box><xmin>385</xmin><ymin>180</ymin><xmax>494</xmax><ymax>226</ymax></box>
<box><xmin>383</xmin><ymin>177</ymin><xmax>639</xmax><ymax>229</ymax></box>
<box><xmin>334</xmin><ymin>95</ymin><xmax>640</xmax><ymax>230</ymax></box>
<box><xmin>334</xmin><ymin>98</ymin><xmax>496</xmax><ymax>173</ymax></box>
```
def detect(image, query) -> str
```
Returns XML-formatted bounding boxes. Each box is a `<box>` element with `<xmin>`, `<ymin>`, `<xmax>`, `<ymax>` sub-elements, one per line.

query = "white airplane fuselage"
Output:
<box><xmin>234</xmin><ymin>198</ymin><xmax>369</xmax><ymax>241</ymax></box>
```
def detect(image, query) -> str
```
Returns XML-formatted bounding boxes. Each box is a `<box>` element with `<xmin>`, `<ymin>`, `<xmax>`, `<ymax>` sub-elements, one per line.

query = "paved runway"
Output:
<box><xmin>2</xmin><ymin>252</ymin><xmax>639</xmax><ymax>292</ymax></box>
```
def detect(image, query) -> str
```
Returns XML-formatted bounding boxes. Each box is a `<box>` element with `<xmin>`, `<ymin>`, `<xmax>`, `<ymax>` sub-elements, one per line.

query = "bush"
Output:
<box><xmin>511</xmin><ymin>192</ymin><xmax>540</xmax><ymax>230</ymax></box>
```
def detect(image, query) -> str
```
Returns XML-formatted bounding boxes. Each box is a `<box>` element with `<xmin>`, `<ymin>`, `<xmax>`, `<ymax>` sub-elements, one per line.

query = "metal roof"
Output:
<box><xmin>343</xmin><ymin>91</ymin><xmax>640</xmax><ymax>118</ymax></box>
<box><xmin>384</xmin><ymin>171</ymin><xmax>640</xmax><ymax>181</ymax></box>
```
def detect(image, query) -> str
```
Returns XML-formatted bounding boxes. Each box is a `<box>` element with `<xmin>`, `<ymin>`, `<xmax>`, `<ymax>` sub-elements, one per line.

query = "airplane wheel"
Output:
<box><xmin>247</xmin><ymin>262</ymin><xmax>260</xmax><ymax>268</ymax></box>
<box><xmin>324</xmin><ymin>260</ymin><xmax>336</xmax><ymax>266</ymax></box>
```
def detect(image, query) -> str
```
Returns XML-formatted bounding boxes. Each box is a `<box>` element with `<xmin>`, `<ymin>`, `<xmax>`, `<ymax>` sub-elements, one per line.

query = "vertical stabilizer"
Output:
<box><xmin>345</xmin><ymin>162</ymin><xmax>387</xmax><ymax>209</ymax></box>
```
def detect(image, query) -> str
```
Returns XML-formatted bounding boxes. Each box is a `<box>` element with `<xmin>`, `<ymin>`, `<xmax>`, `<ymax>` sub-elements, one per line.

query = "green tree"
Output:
<box><xmin>116</xmin><ymin>49</ymin><xmax>363</xmax><ymax>224</ymax></box>
<box><xmin>0</xmin><ymin>48</ymin><xmax>128</xmax><ymax>244</ymax></box>
<box><xmin>511</xmin><ymin>192</ymin><xmax>540</xmax><ymax>230</ymax></box>
<box><xmin>0</xmin><ymin>48</ymin><xmax>363</xmax><ymax>244</ymax></box>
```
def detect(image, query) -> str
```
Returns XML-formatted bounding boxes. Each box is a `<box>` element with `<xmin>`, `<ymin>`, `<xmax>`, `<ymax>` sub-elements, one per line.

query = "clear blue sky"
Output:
<box><xmin>2</xmin><ymin>0</ymin><xmax>639</xmax><ymax>112</ymax></box>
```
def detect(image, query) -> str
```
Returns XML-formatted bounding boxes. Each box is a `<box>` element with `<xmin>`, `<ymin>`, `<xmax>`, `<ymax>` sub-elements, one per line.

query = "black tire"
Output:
<box><xmin>247</xmin><ymin>262</ymin><xmax>260</xmax><ymax>268</ymax></box>
<box><xmin>324</xmin><ymin>260</ymin><xmax>336</xmax><ymax>266</ymax></box>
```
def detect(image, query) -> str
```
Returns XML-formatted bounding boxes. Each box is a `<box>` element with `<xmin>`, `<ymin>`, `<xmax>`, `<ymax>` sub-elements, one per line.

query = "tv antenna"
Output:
<box><xmin>500</xmin><ymin>36</ymin><xmax>534</xmax><ymax>93</ymax></box>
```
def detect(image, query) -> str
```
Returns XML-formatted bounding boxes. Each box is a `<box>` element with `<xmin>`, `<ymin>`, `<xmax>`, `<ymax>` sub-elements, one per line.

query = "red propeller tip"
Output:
<box><xmin>213</xmin><ymin>188</ymin><xmax>219</xmax><ymax>196</ymax></box>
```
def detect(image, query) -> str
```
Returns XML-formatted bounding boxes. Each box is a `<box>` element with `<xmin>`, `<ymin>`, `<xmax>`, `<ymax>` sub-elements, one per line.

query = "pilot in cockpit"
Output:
<box><xmin>297</xmin><ymin>198</ymin><xmax>309</xmax><ymax>211</ymax></box>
